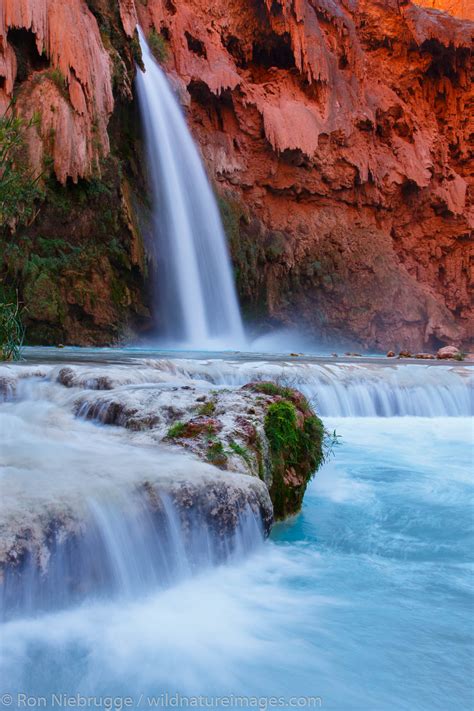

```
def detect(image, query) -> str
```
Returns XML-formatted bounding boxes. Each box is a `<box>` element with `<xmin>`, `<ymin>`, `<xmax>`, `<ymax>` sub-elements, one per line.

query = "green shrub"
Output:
<box><xmin>0</xmin><ymin>108</ymin><xmax>43</xmax><ymax>229</ymax></box>
<box><xmin>47</xmin><ymin>68</ymin><xmax>68</xmax><ymax>96</ymax></box>
<box><xmin>251</xmin><ymin>381</ymin><xmax>295</xmax><ymax>400</ymax></box>
<box><xmin>0</xmin><ymin>295</ymin><xmax>25</xmax><ymax>361</ymax></box>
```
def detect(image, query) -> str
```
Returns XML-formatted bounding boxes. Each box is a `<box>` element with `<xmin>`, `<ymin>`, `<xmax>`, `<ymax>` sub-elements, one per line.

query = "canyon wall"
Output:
<box><xmin>0</xmin><ymin>0</ymin><xmax>472</xmax><ymax>350</ymax></box>
<box><xmin>0</xmin><ymin>0</ymin><xmax>152</xmax><ymax>345</ymax></box>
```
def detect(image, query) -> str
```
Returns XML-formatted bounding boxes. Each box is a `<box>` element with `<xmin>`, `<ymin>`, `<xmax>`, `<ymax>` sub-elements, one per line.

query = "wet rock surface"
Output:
<box><xmin>0</xmin><ymin>363</ymin><xmax>325</xmax><ymax>598</ymax></box>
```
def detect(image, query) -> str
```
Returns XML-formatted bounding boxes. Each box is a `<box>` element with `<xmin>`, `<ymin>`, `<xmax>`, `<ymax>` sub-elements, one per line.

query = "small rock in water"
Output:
<box><xmin>345</xmin><ymin>352</ymin><xmax>362</xmax><ymax>357</ymax></box>
<box><xmin>415</xmin><ymin>353</ymin><xmax>435</xmax><ymax>360</ymax></box>
<box><xmin>331</xmin><ymin>353</ymin><xmax>338</xmax><ymax>357</ymax></box>
<box><xmin>57</xmin><ymin>344</ymin><xmax>65</xmax><ymax>349</ymax></box>
<box><xmin>437</xmin><ymin>346</ymin><xmax>461</xmax><ymax>360</ymax></box>
<box><xmin>386</xmin><ymin>351</ymin><xmax>395</xmax><ymax>358</ymax></box>
<box><xmin>398</xmin><ymin>350</ymin><xmax>412</xmax><ymax>358</ymax></box>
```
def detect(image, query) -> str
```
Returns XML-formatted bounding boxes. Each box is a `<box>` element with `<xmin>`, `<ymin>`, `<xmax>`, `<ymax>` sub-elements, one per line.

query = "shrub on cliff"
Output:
<box><xmin>0</xmin><ymin>108</ymin><xmax>43</xmax><ymax>231</ymax></box>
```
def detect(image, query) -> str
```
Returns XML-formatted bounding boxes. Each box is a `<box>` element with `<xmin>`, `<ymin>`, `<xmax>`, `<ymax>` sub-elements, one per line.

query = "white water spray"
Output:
<box><xmin>136</xmin><ymin>29</ymin><xmax>245</xmax><ymax>349</ymax></box>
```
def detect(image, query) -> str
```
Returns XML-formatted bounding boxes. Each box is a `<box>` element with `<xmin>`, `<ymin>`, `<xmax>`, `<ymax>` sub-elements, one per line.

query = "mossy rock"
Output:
<box><xmin>23</xmin><ymin>270</ymin><xmax>63</xmax><ymax>323</ymax></box>
<box><xmin>264</xmin><ymin>399</ymin><xmax>324</xmax><ymax>519</ymax></box>
<box><xmin>160</xmin><ymin>381</ymin><xmax>326</xmax><ymax>521</ymax></box>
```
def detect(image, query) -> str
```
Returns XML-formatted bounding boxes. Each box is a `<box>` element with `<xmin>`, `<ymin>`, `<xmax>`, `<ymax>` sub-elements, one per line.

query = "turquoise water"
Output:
<box><xmin>0</xmin><ymin>361</ymin><xmax>472</xmax><ymax>710</ymax></box>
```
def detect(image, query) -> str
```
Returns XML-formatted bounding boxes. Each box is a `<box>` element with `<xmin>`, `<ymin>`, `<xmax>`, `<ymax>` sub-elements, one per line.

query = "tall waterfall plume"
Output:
<box><xmin>136</xmin><ymin>29</ymin><xmax>245</xmax><ymax>349</ymax></box>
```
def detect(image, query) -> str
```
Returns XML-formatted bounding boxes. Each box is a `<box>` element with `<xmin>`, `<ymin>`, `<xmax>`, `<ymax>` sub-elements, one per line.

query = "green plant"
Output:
<box><xmin>206</xmin><ymin>440</ymin><xmax>228</xmax><ymax>467</ymax></box>
<box><xmin>265</xmin><ymin>401</ymin><xmax>301</xmax><ymax>464</ymax></box>
<box><xmin>148</xmin><ymin>29</ymin><xmax>168</xmax><ymax>63</ymax></box>
<box><xmin>131</xmin><ymin>33</ymin><xmax>144</xmax><ymax>70</ymax></box>
<box><xmin>0</xmin><ymin>107</ymin><xmax>43</xmax><ymax>229</ymax></box>
<box><xmin>167</xmin><ymin>421</ymin><xmax>186</xmax><ymax>438</ymax></box>
<box><xmin>0</xmin><ymin>294</ymin><xmax>25</xmax><ymax>361</ymax></box>
<box><xmin>48</xmin><ymin>68</ymin><xmax>68</xmax><ymax>96</ymax></box>
<box><xmin>251</xmin><ymin>381</ymin><xmax>295</xmax><ymax>400</ymax></box>
<box><xmin>264</xmin><ymin>399</ymin><xmax>332</xmax><ymax>518</ymax></box>
<box><xmin>228</xmin><ymin>440</ymin><xmax>252</xmax><ymax>466</ymax></box>
<box><xmin>197</xmin><ymin>399</ymin><xmax>216</xmax><ymax>416</ymax></box>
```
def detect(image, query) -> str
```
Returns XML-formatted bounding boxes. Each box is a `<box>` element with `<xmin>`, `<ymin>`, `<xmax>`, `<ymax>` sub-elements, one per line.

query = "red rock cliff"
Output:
<box><xmin>137</xmin><ymin>0</ymin><xmax>473</xmax><ymax>350</ymax></box>
<box><xmin>1</xmin><ymin>0</ymin><xmax>472</xmax><ymax>350</ymax></box>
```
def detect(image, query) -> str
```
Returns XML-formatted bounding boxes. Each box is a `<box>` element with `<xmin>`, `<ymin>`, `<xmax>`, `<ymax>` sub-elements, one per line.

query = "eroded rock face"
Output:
<box><xmin>137</xmin><ymin>0</ymin><xmax>473</xmax><ymax>351</ymax></box>
<box><xmin>415</xmin><ymin>0</ymin><xmax>474</xmax><ymax>21</ymax></box>
<box><xmin>1</xmin><ymin>0</ymin><xmax>472</xmax><ymax>350</ymax></box>
<box><xmin>0</xmin><ymin>0</ymin><xmax>114</xmax><ymax>182</ymax></box>
<box><xmin>0</xmin><ymin>1</ymin><xmax>152</xmax><ymax>345</ymax></box>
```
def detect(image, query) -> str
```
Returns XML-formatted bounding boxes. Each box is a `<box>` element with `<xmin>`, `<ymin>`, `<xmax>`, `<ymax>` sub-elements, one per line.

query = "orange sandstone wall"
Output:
<box><xmin>415</xmin><ymin>0</ymin><xmax>474</xmax><ymax>21</ymax></box>
<box><xmin>136</xmin><ymin>0</ymin><xmax>473</xmax><ymax>350</ymax></box>
<box><xmin>1</xmin><ymin>0</ymin><xmax>472</xmax><ymax>349</ymax></box>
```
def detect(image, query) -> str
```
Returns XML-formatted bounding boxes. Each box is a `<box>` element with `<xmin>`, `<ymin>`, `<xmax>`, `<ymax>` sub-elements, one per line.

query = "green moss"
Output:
<box><xmin>47</xmin><ymin>68</ymin><xmax>68</xmax><ymax>97</ymax></box>
<box><xmin>167</xmin><ymin>421</ymin><xmax>187</xmax><ymax>438</ymax></box>
<box><xmin>23</xmin><ymin>270</ymin><xmax>63</xmax><ymax>322</ymax></box>
<box><xmin>264</xmin><ymin>399</ymin><xmax>324</xmax><ymax>519</ymax></box>
<box><xmin>265</xmin><ymin>401</ymin><xmax>300</xmax><ymax>462</ymax></box>
<box><xmin>217</xmin><ymin>192</ymin><xmax>270</xmax><ymax>321</ymax></box>
<box><xmin>148</xmin><ymin>30</ymin><xmax>168</xmax><ymax>63</ymax></box>
<box><xmin>265</xmin><ymin>231</ymin><xmax>287</xmax><ymax>262</ymax></box>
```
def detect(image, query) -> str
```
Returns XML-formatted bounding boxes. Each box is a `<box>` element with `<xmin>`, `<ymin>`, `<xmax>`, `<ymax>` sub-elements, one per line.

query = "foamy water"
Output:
<box><xmin>0</xmin><ymin>359</ymin><xmax>472</xmax><ymax>709</ymax></box>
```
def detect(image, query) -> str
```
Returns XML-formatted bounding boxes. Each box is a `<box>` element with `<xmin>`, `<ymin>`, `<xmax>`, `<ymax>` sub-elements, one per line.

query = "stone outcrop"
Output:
<box><xmin>69</xmin><ymin>369</ymin><xmax>325</xmax><ymax>518</ymax></box>
<box><xmin>0</xmin><ymin>0</ymin><xmax>472</xmax><ymax>350</ymax></box>
<box><xmin>0</xmin><ymin>364</ymin><xmax>326</xmax><ymax>615</ymax></box>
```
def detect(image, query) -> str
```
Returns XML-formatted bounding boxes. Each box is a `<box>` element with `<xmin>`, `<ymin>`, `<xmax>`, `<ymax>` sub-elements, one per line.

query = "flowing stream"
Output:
<box><xmin>136</xmin><ymin>31</ymin><xmax>244</xmax><ymax>348</ymax></box>
<box><xmin>0</xmin><ymin>356</ymin><xmax>472</xmax><ymax>710</ymax></box>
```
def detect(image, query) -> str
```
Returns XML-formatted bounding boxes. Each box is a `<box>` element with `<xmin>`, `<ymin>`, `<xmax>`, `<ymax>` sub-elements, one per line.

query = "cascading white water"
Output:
<box><xmin>135</xmin><ymin>29</ymin><xmax>245</xmax><ymax>349</ymax></box>
<box><xmin>0</xmin><ymin>377</ymin><xmax>265</xmax><ymax>620</ymax></box>
<box><xmin>1</xmin><ymin>357</ymin><xmax>473</xmax><ymax>708</ymax></box>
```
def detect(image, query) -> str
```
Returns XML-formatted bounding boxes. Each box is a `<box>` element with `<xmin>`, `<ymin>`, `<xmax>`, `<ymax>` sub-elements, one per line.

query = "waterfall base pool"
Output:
<box><xmin>0</xmin><ymin>359</ymin><xmax>472</xmax><ymax>710</ymax></box>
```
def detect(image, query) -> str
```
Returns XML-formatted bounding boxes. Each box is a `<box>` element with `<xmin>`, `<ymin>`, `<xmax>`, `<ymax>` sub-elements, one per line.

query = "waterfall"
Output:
<box><xmin>136</xmin><ymin>29</ymin><xmax>245</xmax><ymax>349</ymax></box>
<box><xmin>0</xmin><ymin>492</ymin><xmax>263</xmax><ymax>621</ymax></box>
